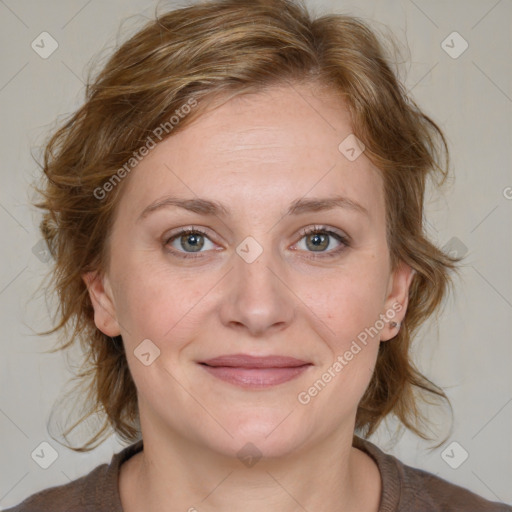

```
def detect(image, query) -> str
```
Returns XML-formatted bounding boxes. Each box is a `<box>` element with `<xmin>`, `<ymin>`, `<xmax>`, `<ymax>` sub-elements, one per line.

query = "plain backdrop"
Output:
<box><xmin>1</xmin><ymin>0</ymin><xmax>511</xmax><ymax>508</ymax></box>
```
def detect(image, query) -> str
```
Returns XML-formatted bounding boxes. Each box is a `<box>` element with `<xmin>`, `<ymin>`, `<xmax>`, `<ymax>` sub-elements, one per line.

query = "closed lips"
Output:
<box><xmin>199</xmin><ymin>354</ymin><xmax>312</xmax><ymax>368</ymax></box>
<box><xmin>199</xmin><ymin>354</ymin><xmax>313</xmax><ymax>389</ymax></box>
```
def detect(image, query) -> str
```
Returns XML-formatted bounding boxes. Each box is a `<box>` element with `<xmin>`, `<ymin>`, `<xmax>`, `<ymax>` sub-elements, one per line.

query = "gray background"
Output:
<box><xmin>1</xmin><ymin>0</ymin><xmax>511</xmax><ymax>508</ymax></box>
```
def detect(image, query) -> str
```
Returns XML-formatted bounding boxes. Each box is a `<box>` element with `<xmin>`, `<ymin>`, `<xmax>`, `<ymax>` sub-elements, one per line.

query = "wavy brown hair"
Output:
<box><xmin>36</xmin><ymin>0</ymin><xmax>462</xmax><ymax>451</ymax></box>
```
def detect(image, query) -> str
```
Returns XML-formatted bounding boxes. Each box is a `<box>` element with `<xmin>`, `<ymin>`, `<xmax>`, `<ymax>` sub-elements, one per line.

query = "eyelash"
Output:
<box><xmin>164</xmin><ymin>225</ymin><xmax>350</xmax><ymax>260</ymax></box>
<box><xmin>296</xmin><ymin>225</ymin><xmax>350</xmax><ymax>259</ymax></box>
<box><xmin>164</xmin><ymin>227</ymin><xmax>212</xmax><ymax>260</ymax></box>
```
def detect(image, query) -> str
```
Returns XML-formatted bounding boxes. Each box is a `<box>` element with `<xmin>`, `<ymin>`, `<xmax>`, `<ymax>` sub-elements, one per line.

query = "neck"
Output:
<box><xmin>119</xmin><ymin>423</ymin><xmax>381</xmax><ymax>512</ymax></box>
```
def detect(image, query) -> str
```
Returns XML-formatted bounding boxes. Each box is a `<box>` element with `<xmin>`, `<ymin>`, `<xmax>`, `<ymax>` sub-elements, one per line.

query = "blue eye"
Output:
<box><xmin>164</xmin><ymin>225</ymin><xmax>350</xmax><ymax>260</ymax></box>
<box><xmin>294</xmin><ymin>226</ymin><xmax>349</xmax><ymax>258</ymax></box>
<box><xmin>165</xmin><ymin>228</ymin><xmax>215</xmax><ymax>258</ymax></box>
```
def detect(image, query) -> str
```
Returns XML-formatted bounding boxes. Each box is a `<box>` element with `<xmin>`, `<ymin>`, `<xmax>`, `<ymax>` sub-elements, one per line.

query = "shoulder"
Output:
<box><xmin>3</xmin><ymin>440</ymin><xmax>143</xmax><ymax>512</ymax></box>
<box><xmin>396</xmin><ymin>460</ymin><xmax>512</xmax><ymax>511</ymax></box>
<box><xmin>354</xmin><ymin>436</ymin><xmax>512</xmax><ymax>512</ymax></box>
<box><xmin>3</xmin><ymin>463</ymin><xmax>107</xmax><ymax>512</ymax></box>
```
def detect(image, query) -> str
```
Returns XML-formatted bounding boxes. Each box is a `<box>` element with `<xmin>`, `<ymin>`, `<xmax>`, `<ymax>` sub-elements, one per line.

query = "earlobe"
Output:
<box><xmin>380</xmin><ymin>263</ymin><xmax>416</xmax><ymax>342</ymax></box>
<box><xmin>82</xmin><ymin>271</ymin><xmax>121</xmax><ymax>337</ymax></box>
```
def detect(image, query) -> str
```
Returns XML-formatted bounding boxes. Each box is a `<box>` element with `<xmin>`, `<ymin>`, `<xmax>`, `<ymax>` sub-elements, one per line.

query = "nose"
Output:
<box><xmin>218</xmin><ymin>246</ymin><xmax>295</xmax><ymax>337</ymax></box>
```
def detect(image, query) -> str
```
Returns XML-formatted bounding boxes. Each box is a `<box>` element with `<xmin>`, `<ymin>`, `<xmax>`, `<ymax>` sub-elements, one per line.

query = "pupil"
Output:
<box><xmin>307</xmin><ymin>233</ymin><xmax>328</xmax><ymax>251</ymax></box>
<box><xmin>182</xmin><ymin>233</ymin><xmax>204</xmax><ymax>252</ymax></box>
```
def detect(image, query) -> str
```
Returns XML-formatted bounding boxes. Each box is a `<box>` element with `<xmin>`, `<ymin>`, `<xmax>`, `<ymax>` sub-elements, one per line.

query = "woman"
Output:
<box><xmin>6</xmin><ymin>0</ymin><xmax>511</xmax><ymax>510</ymax></box>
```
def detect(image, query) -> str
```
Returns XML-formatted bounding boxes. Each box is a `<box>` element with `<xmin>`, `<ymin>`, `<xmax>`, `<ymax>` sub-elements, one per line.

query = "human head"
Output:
<box><xmin>37</xmin><ymin>0</ymin><xmax>460</xmax><ymax>451</ymax></box>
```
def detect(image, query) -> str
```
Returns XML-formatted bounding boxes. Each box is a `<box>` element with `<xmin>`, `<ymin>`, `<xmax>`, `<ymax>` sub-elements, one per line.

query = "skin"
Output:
<box><xmin>85</xmin><ymin>82</ymin><xmax>415</xmax><ymax>512</ymax></box>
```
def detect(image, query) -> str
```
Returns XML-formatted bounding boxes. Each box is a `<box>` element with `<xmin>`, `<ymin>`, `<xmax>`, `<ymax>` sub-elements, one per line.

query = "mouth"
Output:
<box><xmin>198</xmin><ymin>354</ymin><xmax>313</xmax><ymax>389</ymax></box>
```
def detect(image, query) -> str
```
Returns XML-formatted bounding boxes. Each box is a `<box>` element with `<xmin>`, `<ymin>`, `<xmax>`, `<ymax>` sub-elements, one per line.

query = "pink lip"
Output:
<box><xmin>201</xmin><ymin>354</ymin><xmax>310</xmax><ymax>368</ymax></box>
<box><xmin>199</xmin><ymin>354</ymin><xmax>312</xmax><ymax>389</ymax></box>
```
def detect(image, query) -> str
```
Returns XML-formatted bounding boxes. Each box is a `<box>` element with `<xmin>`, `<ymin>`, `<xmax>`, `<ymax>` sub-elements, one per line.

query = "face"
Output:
<box><xmin>86</xmin><ymin>82</ymin><xmax>414</xmax><ymax>459</ymax></box>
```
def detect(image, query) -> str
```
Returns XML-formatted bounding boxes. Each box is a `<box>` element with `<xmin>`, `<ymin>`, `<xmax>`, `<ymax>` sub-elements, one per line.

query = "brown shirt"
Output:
<box><xmin>5</xmin><ymin>437</ymin><xmax>511</xmax><ymax>511</ymax></box>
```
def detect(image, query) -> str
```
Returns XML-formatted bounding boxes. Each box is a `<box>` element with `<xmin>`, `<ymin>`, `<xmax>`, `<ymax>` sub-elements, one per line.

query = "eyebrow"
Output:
<box><xmin>137</xmin><ymin>194</ymin><xmax>369</xmax><ymax>221</ymax></box>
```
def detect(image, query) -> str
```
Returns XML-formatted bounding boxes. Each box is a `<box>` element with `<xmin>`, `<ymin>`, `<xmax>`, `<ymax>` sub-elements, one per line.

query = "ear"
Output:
<box><xmin>380</xmin><ymin>262</ymin><xmax>416</xmax><ymax>342</ymax></box>
<box><xmin>82</xmin><ymin>271</ymin><xmax>121</xmax><ymax>337</ymax></box>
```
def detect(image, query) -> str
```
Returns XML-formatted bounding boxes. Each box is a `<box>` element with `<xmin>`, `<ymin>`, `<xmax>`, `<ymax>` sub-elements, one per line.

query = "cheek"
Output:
<box><xmin>295</xmin><ymin>276</ymin><xmax>384</xmax><ymax>416</ymax></box>
<box><xmin>110</xmin><ymin>254</ymin><xmax>211</xmax><ymax>346</ymax></box>
<box><xmin>299</xmin><ymin>265</ymin><xmax>389</xmax><ymax>347</ymax></box>
<box><xmin>292</xmin><ymin>260</ymin><xmax>389</xmax><ymax>405</ymax></box>
<box><xmin>111</xmin><ymin>265</ymin><xmax>208</xmax><ymax>397</ymax></box>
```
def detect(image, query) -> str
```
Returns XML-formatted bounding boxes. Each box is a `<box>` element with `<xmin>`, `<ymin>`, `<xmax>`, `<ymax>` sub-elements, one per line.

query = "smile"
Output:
<box><xmin>198</xmin><ymin>354</ymin><xmax>313</xmax><ymax>389</ymax></box>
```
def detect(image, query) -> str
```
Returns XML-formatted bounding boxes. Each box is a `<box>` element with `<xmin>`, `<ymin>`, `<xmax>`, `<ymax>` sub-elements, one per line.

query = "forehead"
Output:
<box><xmin>118</xmin><ymin>83</ymin><xmax>385</xmax><ymax>222</ymax></box>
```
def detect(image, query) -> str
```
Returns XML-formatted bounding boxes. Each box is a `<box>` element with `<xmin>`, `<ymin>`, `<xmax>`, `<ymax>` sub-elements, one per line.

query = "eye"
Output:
<box><xmin>165</xmin><ymin>227</ymin><xmax>217</xmax><ymax>258</ymax></box>
<box><xmin>164</xmin><ymin>225</ymin><xmax>350</xmax><ymax>260</ymax></box>
<box><xmin>293</xmin><ymin>225</ymin><xmax>349</xmax><ymax>258</ymax></box>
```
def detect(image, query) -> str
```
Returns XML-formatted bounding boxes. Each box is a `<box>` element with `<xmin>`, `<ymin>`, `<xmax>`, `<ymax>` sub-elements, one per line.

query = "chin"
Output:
<box><xmin>209</xmin><ymin>411</ymin><xmax>311</xmax><ymax>460</ymax></box>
